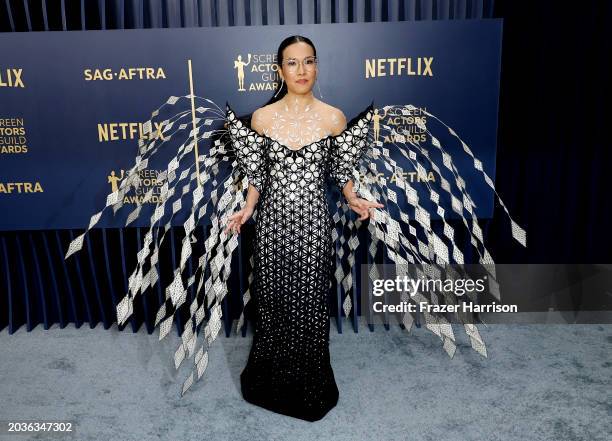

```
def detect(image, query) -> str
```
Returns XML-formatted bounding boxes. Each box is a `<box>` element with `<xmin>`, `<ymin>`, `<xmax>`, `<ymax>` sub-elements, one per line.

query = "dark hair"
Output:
<box><xmin>230</xmin><ymin>35</ymin><xmax>317</xmax><ymax>129</ymax></box>
<box><xmin>262</xmin><ymin>35</ymin><xmax>317</xmax><ymax>107</ymax></box>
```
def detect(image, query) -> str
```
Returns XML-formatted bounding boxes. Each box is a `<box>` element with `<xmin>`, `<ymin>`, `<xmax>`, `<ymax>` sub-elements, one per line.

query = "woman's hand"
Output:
<box><xmin>347</xmin><ymin>196</ymin><xmax>384</xmax><ymax>221</ymax></box>
<box><xmin>225</xmin><ymin>205</ymin><xmax>254</xmax><ymax>234</ymax></box>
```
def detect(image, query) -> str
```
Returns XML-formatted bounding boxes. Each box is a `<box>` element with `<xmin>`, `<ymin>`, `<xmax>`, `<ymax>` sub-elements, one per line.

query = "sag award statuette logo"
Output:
<box><xmin>107</xmin><ymin>170</ymin><xmax>124</xmax><ymax>193</ymax></box>
<box><xmin>372</xmin><ymin>107</ymin><xmax>388</xmax><ymax>144</ymax></box>
<box><xmin>234</xmin><ymin>54</ymin><xmax>251</xmax><ymax>91</ymax></box>
<box><xmin>107</xmin><ymin>169</ymin><xmax>164</xmax><ymax>204</ymax></box>
<box><xmin>357</xmin><ymin>105</ymin><xmax>435</xmax><ymax>187</ymax></box>
<box><xmin>233</xmin><ymin>53</ymin><xmax>280</xmax><ymax>93</ymax></box>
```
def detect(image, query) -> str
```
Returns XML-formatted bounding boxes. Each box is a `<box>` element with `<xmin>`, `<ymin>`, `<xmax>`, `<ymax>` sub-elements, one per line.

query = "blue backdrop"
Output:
<box><xmin>0</xmin><ymin>19</ymin><xmax>502</xmax><ymax>230</ymax></box>
<box><xmin>2</xmin><ymin>1</ymin><xmax>609</xmax><ymax>337</ymax></box>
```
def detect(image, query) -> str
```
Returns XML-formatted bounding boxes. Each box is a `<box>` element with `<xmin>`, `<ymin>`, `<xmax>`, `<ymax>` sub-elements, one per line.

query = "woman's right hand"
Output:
<box><xmin>224</xmin><ymin>205</ymin><xmax>254</xmax><ymax>235</ymax></box>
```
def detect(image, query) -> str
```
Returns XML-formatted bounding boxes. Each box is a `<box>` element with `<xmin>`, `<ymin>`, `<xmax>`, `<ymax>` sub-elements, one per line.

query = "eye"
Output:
<box><xmin>286</xmin><ymin>59</ymin><xmax>298</xmax><ymax>67</ymax></box>
<box><xmin>305</xmin><ymin>57</ymin><xmax>316</xmax><ymax>65</ymax></box>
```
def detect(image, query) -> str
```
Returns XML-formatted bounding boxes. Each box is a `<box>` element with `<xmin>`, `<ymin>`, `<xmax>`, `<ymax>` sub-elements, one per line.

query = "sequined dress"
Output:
<box><xmin>225</xmin><ymin>101</ymin><xmax>374</xmax><ymax>421</ymax></box>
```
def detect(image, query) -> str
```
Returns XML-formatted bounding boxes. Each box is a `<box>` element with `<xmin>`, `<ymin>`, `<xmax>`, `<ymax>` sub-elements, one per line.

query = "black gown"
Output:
<box><xmin>225</xmin><ymin>103</ymin><xmax>374</xmax><ymax>421</ymax></box>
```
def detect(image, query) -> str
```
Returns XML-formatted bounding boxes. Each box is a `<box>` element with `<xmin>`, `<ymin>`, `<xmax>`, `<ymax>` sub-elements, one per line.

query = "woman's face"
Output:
<box><xmin>278</xmin><ymin>42</ymin><xmax>317</xmax><ymax>95</ymax></box>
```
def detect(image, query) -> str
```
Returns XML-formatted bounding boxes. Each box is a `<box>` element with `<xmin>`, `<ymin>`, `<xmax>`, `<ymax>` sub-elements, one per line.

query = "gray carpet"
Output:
<box><xmin>1</xmin><ymin>319</ymin><xmax>610</xmax><ymax>441</ymax></box>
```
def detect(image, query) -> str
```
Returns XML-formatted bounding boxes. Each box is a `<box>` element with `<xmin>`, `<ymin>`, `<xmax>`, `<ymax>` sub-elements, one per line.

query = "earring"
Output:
<box><xmin>316</xmin><ymin>77</ymin><xmax>323</xmax><ymax>99</ymax></box>
<box><xmin>274</xmin><ymin>78</ymin><xmax>284</xmax><ymax>98</ymax></box>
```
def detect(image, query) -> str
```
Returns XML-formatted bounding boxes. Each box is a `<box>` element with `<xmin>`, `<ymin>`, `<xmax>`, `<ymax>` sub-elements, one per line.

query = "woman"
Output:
<box><xmin>66</xmin><ymin>33</ymin><xmax>526</xmax><ymax>425</ymax></box>
<box><xmin>223</xmin><ymin>35</ymin><xmax>383</xmax><ymax>421</ymax></box>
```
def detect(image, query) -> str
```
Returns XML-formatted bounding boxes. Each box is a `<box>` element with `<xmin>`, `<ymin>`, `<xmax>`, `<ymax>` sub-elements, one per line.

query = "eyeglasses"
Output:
<box><xmin>281</xmin><ymin>56</ymin><xmax>318</xmax><ymax>73</ymax></box>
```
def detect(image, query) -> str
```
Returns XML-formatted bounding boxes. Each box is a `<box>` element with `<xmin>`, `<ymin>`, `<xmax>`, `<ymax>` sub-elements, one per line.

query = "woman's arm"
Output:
<box><xmin>330</xmin><ymin>110</ymin><xmax>359</xmax><ymax>204</ymax></box>
<box><xmin>329</xmin><ymin>108</ymin><xmax>383</xmax><ymax>220</ymax></box>
<box><xmin>224</xmin><ymin>106</ymin><xmax>265</xmax><ymax>234</ymax></box>
<box><xmin>245</xmin><ymin>184</ymin><xmax>260</xmax><ymax>210</ymax></box>
<box><xmin>221</xmin><ymin>124</ymin><xmax>261</xmax><ymax>211</ymax></box>
<box><xmin>244</xmin><ymin>108</ymin><xmax>266</xmax><ymax>209</ymax></box>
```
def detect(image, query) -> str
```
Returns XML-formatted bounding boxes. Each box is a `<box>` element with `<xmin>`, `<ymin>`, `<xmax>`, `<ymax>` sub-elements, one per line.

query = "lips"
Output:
<box><xmin>296</xmin><ymin>79</ymin><xmax>308</xmax><ymax>84</ymax></box>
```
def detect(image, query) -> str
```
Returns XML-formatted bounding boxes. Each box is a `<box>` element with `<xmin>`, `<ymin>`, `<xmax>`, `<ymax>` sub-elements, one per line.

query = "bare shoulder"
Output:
<box><xmin>250</xmin><ymin>104</ymin><xmax>274</xmax><ymax>135</ymax></box>
<box><xmin>321</xmin><ymin>102</ymin><xmax>347</xmax><ymax>136</ymax></box>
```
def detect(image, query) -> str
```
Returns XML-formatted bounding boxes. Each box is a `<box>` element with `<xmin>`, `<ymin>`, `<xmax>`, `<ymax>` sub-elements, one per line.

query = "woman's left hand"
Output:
<box><xmin>347</xmin><ymin>197</ymin><xmax>384</xmax><ymax>221</ymax></box>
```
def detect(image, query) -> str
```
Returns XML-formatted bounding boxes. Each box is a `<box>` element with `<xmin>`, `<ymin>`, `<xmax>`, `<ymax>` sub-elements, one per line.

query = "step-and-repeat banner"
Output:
<box><xmin>0</xmin><ymin>20</ymin><xmax>502</xmax><ymax>230</ymax></box>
